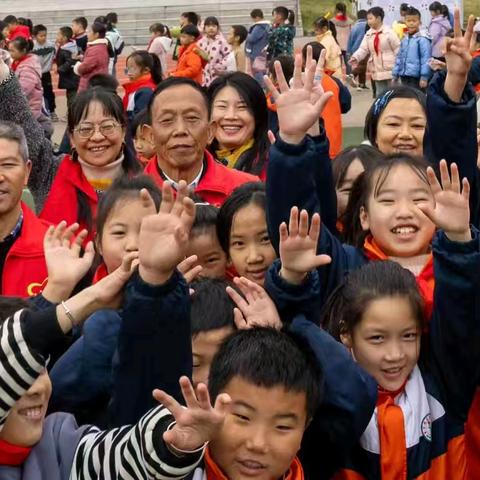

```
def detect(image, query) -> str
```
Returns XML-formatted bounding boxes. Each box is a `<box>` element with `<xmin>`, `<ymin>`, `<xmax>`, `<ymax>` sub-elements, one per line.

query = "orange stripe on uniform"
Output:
<box><xmin>465</xmin><ymin>389</ymin><xmax>480</xmax><ymax>480</ymax></box>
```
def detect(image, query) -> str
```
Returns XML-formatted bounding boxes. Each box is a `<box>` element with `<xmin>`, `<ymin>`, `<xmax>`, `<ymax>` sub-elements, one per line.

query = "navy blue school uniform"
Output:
<box><xmin>265</xmin><ymin>228</ymin><xmax>480</xmax><ymax>479</ymax></box>
<box><xmin>49</xmin><ymin>270</ymin><xmax>191</xmax><ymax>427</ymax></box>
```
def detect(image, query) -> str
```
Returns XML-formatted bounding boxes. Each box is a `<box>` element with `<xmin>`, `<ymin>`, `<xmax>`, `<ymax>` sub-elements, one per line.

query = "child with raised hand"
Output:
<box><xmin>0</xmin><ymin>251</ymin><xmax>228</xmax><ymax>479</ymax></box>
<box><xmin>216</xmin><ymin>182</ymin><xmax>277</xmax><ymax>286</ymax></box>
<box><xmin>265</xmin><ymin>167</ymin><xmax>480</xmax><ymax>479</ymax></box>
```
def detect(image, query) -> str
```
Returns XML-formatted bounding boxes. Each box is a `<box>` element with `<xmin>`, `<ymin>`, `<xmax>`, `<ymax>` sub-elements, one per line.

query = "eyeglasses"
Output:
<box><xmin>74</xmin><ymin>121</ymin><xmax>120</xmax><ymax>139</ymax></box>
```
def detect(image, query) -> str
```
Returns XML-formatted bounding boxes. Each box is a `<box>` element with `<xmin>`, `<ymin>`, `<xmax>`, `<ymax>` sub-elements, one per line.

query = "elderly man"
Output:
<box><xmin>144</xmin><ymin>77</ymin><xmax>259</xmax><ymax>206</ymax></box>
<box><xmin>0</xmin><ymin>121</ymin><xmax>49</xmax><ymax>296</ymax></box>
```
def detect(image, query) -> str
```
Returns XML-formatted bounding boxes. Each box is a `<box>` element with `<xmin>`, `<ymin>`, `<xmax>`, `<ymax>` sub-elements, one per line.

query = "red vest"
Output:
<box><xmin>40</xmin><ymin>155</ymin><xmax>97</xmax><ymax>242</ymax></box>
<box><xmin>144</xmin><ymin>150</ymin><xmax>259</xmax><ymax>207</ymax></box>
<box><xmin>2</xmin><ymin>203</ymin><xmax>50</xmax><ymax>297</ymax></box>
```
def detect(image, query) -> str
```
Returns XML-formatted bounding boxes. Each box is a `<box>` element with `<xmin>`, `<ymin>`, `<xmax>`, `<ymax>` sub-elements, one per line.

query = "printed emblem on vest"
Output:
<box><xmin>421</xmin><ymin>413</ymin><xmax>432</xmax><ymax>441</ymax></box>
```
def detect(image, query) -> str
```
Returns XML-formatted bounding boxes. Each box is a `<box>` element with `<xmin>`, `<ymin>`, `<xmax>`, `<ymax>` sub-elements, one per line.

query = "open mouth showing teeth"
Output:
<box><xmin>238</xmin><ymin>460</ymin><xmax>267</xmax><ymax>470</ymax></box>
<box><xmin>221</xmin><ymin>126</ymin><xmax>242</xmax><ymax>132</ymax></box>
<box><xmin>18</xmin><ymin>406</ymin><xmax>43</xmax><ymax>419</ymax></box>
<box><xmin>89</xmin><ymin>146</ymin><xmax>109</xmax><ymax>152</ymax></box>
<box><xmin>391</xmin><ymin>226</ymin><xmax>417</xmax><ymax>235</ymax></box>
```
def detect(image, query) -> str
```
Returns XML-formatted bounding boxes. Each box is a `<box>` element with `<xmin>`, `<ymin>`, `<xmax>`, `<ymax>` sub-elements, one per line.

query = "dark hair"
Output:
<box><xmin>273</xmin><ymin>6</ymin><xmax>289</xmax><ymax>21</ymax></box>
<box><xmin>68</xmin><ymin>88</ymin><xmax>141</xmax><ymax>229</ymax></box>
<box><xmin>191</xmin><ymin>203</ymin><xmax>219</xmax><ymax>236</ymax></box>
<box><xmin>3</xmin><ymin>15</ymin><xmax>17</xmax><ymax>25</ymax></box>
<box><xmin>269</xmin><ymin>54</ymin><xmax>294</xmax><ymax>83</ymax></box>
<box><xmin>17</xmin><ymin>18</ymin><xmax>32</xmax><ymax>33</ymax></box>
<box><xmin>207</xmin><ymin>72</ymin><xmax>268</xmax><ymax>176</ymax></box>
<box><xmin>367</xmin><ymin>7</ymin><xmax>385</xmax><ymax>21</ymax></box>
<box><xmin>181</xmin><ymin>11</ymin><xmax>200</xmax><ymax>26</ymax></box>
<box><xmin>322</xmin><ymin>260</ymin><xmax>425</xmax><ymax>340</ymax></box>
<box><xmin>209</xmin><ymin>327</ymin><xmax>322</xmax><ymax>420</ymax></box>
<box><xmin>181</xmin><ymin>24</ymin><xmax>200</xmax><ymax>38</ymax></box>
<box><xmin>88</xmin><ymin>73</ymin><xmax>119</xmax><ymax>91</ymax></box>
<box><xmin>429</xmin><ymin>1</ymin><xmax>449</xmax><ymax>17</ymax></box>
<box><xmin>400</xmin><ymin>3</ymin><xmax>410</xmax><ymax>14</ymax></box>
<box><xmin>127</xmin><ymin>50</ymin><xmax>163</xmax><ymax>85</ymax></box>
<box><xmin>335</xmin><ymin>2</ymin><xmax>347</xmax><ymax>14</ymax></box>
<box><xmin>32</xmin><ymin>24</ymin><xmax>47</xmax><ymax>36</ymax></box>
<box><xmin>0</xmin><ymin>297</ymin><xmax>29</xmax><ymax>322</ymax></box>
<box><xmin>357</xmin><ymin>10</ymin><xmax>367</xmax><ymax>20</ymax></box>
<box><xmin>150</xmin><ymin>22</ymin><xmax>171</xmax><ymax>38</ymax></box>
<box><xmin>250</xmin><ymin>9</ymin><xmax>264</xmax><ymax>19</ymax></box>
<box><xmin>313</xmin><ymin>16</ymin><xmax>331</xmax><ymax>31</ymax></box>
<box><xmin>96</xmin><ymin>174</ymin><xmax>161</xmax><ymax>242</ymax></box>
<box><xmin>10</xmin><ymin>36</ymin><xmax>33</xmax><ymax>54</ymax></box>
<box><xmin>130</xmin><ymin>108</ymin><xmax>151</xmax><ymax>139</ymax></box>
<box><xmin>332</xmin><ymin>145</ymin><xmax>384</xmax><ymax>189</ymax></box>
<box><xmin>217</xmin><ymin>182</ymin><xmax>266</xmax><ymax>253</ymax></box>
<box><xmin>91</xmin><ymin>21</ymin><xmax>107</xmax><ymax>38</ymax></box>
<box><xmin>72</xmin><ymin>16</ymin><xmax>88</xmax><ymax>30</ymax></box>
<box><xmin>231</xmin><ymin>25</ymin><xmax>248</xmax><ymax>44</ymax></box>
<box><xmin>148</xmin><ymin>76</ymin><xmax>208</xmax><ymax>122</ymax></box>
<box><xmin>190</xmin><ymin>278</ymin><xmax>236</xmax><ymax>336</ymax></box>
<box><xmin>405</xmin><ymin>6</ymin><xmax>421</xmax><ymax>19</ymax></box>
<box><xmin>106</xmin><ymin>12</ymin><xmax>118</xmax><ymax>24</ymax></box>
<box><xmin>287</xmin><ymin>10</ymin><xmax>295</xmax><ymax>24</ymax></box>
<box><xmin>59</xmin><ymin>26</ymin><xmax>73</xmax><ymax>40</ymax></box>
<box><xmin>342</xmin><ymin>154</ymin><xmax>430</xmax><ymax>247</ymax></box>
<box><xmin>301</xmin><ymin>41</ymin><xmax>325</xmax><ymax>63</ymax></box>
<box><xmin>364</xmin><ymin>86</ymin><xmax>426</xmax><ymax>147</ymax></box>
<box><xmin>204</xmin><ymin>16</ymin><xmax>220</xmax><ymax>28</ymax></box>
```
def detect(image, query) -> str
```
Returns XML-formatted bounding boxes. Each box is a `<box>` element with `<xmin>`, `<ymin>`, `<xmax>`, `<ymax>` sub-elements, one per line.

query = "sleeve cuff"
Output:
<box><xmin>273</xmin><ymin>135</ymin><xmax>311</xmax><ymax>155</ymax></box>
<box><xmin>131</xmin><ymin>269</ymin><xmax>185</xmax><ymax>297</ymax></box>
<box><xmin>434</xmin><ymin>227</ymin><xmax>480</xmax><ymax>253</ymax></box>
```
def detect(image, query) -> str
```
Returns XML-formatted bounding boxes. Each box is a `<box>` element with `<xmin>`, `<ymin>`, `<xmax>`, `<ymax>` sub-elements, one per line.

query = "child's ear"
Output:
<box><xmin>340</xmin><ymin>332</ymin><xmax>352</xmax><ymax>349</ymax></box>
<box><xmin>359</xmin><ymin>206</ymin><xmax>370</xmax><ymax>232</ymax></box>
<box><xmin>94</xmin><ymin>234</ymin><xmax>102</xmax><ymax>257</ymax></box>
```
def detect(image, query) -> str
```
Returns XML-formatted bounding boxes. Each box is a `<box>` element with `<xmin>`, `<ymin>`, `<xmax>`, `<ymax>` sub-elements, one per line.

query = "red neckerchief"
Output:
<box><xmin>373</xmin><ymin>31</ymin><xmax>382</xmax><ymax>56</ymax></box>
<box><xmin>376</xmin><ymin>381</ymin><xmax>408</xmax><ymax>480</ymax></box>
<box><xmin>0</xmin><ymin>439</ymin><xmax>32</xmax><ymax>466</ymax></box>
<box><xmin>204</xmin><ymin>447</ymin><xmax>304</xmax><ymax>480</ymax></box>
<box><xmin>363</xmin><ymin>235</ymin><xmax>434</xmax><ymax>319</ymax></box>
<box><xmin>11</xmin><ymin>54</ymin><xmax>31</xmax><ymax>72</ymax></box>
<box><xmin>335</xmin><ymin>13</ymin><xmax>347</xmax><ymax>21</ymax></box>
<box><xmin>122</xmin><ymin>73</ymin><xmax>156</xmax><ymax>109</ymax></box>
<box><xmin>93</xmin><ymin>263</ymin><xmax>108</xmax><ymax>284</ymax></box>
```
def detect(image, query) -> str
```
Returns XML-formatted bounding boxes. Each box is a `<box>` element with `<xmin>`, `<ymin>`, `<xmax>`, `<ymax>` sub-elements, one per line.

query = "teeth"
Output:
<box><xmin>222</xmin><ymin>126</ymin><xmax>241</xmax><ymax>132</ymax></box>
<box><xmin>393</xmin><ymin>227</ymin><xmax>416</xmax><ymax>235</ymax></box>
<box><xmin>23</xmin><ymin>407</ymin><xmax>42</xmax><ymax>418</ymax></box>
<box><xmin>90</xmin><ymin>146</ymin><xmax>108</xmax><ymax>152</ymax></box>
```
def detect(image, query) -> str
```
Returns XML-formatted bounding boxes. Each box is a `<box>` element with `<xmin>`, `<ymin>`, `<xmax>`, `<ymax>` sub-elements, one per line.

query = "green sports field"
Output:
<box><xmin>300</xmin><ymin>0</ymin><xmax>478</xmax><ymax>35</ymax></box>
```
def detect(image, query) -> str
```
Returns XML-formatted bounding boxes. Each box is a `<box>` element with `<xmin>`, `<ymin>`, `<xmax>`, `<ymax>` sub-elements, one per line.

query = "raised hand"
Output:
<box><xmin>417</xmin><ymin>160</ymin><xmax>471</xmax><ymax>242</ymax></box>
<box><xmin>443</xmin><ymin>9</ymin><xmax>475</xmax><ymax>102</ymax></box>
<box><xmin>264</xmin><ymin>53</ymin><xmax>333</xmax><ymax>145</ymax></box>
<box><xmin>226</xmin><ymin>277</ymin><xmax>282</xmax><ymax>330</ymax></box>
<box><xmin>42</xmin><ymin>222</ymin><xmax>95</xmax><ymax>302</ymax></box>
<box><xmin>153</xmin><ymin>376</ymin><xmax>231</xmax><ymax>452</ymax></box>
<box><xmin>177</xmin><ymin>255</ymin><xmax>203</xmax><ymax>283</ymax></box>
<box><xmin>279</xmin><ymin>207</ymin><xmax>331</xmax><ymax>284</ymax></box>
<box><xmin>139</xmin><ymin>182</ymin><xmax>196</xmax><ymax>285</ymax></box>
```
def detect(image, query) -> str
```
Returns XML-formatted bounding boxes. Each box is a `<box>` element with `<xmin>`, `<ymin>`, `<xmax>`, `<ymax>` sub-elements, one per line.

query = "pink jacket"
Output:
<box><xmin>197</xmin><ymin>33</ymin><xmax>231</xmax><ymax>87</ymax></box>
<box><xmin>14</xmin><ymin>54</ymin><xmax>43</xmax><ymax>119</ymax></box>
<box><xmin>74</xmin><ymin>39</ymin><xmax>109</xmax><ymax>92</ymax></box>
<box><xmin>352</xmin><ymin>26</ymin><xmax>400</xmax><ymax>81</ymax></box>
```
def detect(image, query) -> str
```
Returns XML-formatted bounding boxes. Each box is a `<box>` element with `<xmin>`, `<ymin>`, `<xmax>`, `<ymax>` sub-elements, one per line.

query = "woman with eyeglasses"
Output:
<box><xmin>39</xmin><ymin>87</ymin><xmax>141</xmax><ymax>241</ymax></box>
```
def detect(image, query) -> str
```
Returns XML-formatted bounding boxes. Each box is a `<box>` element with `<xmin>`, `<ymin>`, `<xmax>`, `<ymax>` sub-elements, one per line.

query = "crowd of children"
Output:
<box><xmin>0</xmin><ymin>1</ymin><xmax>479</xmax><ymax>480</ymax></box>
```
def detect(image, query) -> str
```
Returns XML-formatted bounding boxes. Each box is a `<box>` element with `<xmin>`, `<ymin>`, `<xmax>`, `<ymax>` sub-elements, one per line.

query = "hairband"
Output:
<box><xmin>373</xmin><ymin>89</ymin><xmax>395</xmax><ymax>117</ymax></box>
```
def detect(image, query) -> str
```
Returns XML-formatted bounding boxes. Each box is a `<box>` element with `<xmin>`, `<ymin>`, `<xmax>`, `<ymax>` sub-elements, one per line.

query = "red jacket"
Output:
<box><xmin>170</xmin><ymin>42</ymin><xmax>206</xmax><ymax>84</ymax></box>
<box><xmin>144</xmin><ymin>150</ymin><xmax>259</xmax><ymax>206</ymax></box>
<box><xmin>40</xmin><ymin>155</ymin><xmax>97</xmax><ymax>242</ymax></box>
<box><xmin>2</xmin><ymin>203</ymin><xmax>50</xmax><ymax>297</ymax></box>
<box><xmin>76</xmin><ymin>40</ymin><xmax>109</xmax><ymax>92</ymax></box>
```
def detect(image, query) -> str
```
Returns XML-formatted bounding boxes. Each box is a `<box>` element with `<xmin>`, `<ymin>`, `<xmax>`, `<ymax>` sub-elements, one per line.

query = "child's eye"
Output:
<box><xmin>231</xmin><ymin>240</ymin><xmax>244</xmax><ymax>248</ymax></box>
<box><xmin>378</xmin><ymin>199</ymin><xmax>394</xmax><ymax>205</ymax></box>
<box><xmin>234</xmin><ymin>413</ymin><xmax>250</xmax><ymax>422</ymax></box>
<box><xmin>276</xmin><ymin>425</ymin><xmax>293</xmax><ymax>432</ymax></box>
<box><xmin>404</xmin><ymin>332</ymin><xmax>418</xmax><ymax>341</ymax></box>
<box><xmin>368</xmin><ymin>335</ymin><xmax>383</xmax><ymax>343</ymax></box>
<box><xmin>207</xmin><ymin>256</ymin><xmax>219</xmax><ymax>264</ymax></box>
<box><xmin>111</xmin><ymin>231</ymin><xmax>126</xmax><ymax>237</ymax></box>
<box><xmin>413</xmin><ymin>198</ymin><xmax>428</xmax><ymax>204</ymax></box>
<box><xmin>260</xmin><ymin>235</ymin><xmax>271</xmax><ymax>244</ymax></box>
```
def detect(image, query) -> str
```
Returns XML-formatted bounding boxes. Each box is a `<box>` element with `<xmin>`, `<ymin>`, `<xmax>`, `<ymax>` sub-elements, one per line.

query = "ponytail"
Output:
<box><xmin>127</xmin><ymin>50</ymin><xmax>163</xmax><ymax>85</ymax></box>
<box><xmin>287</xmin><ymin>9</ymin><xmax>295</xmax><ymax>24</ymax></box>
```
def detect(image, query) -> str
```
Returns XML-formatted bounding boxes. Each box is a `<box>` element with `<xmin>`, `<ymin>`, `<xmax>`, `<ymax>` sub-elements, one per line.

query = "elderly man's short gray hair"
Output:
<box><xmin>0</xmin><ymin>121</ymin><xmax>29</xmax><ymax>162</ymax></box>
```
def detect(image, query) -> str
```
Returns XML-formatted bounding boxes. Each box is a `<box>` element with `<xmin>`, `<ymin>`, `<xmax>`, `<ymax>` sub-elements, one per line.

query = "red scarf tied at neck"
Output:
<box><xmin>0</xmin><ymin>439</ymin><xmax>32</xmax><ymax>466</ymax></box>
<box><xmin>373</xmin><ymin>31</ymin><xmax>382</xmax><ymax>56</ymax></box>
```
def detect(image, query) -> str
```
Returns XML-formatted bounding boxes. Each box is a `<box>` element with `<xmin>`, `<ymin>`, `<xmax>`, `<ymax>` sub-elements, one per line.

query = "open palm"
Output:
<box><xmin>153</xmin><ymin>377</ymin><xmax>230</xmax><ymax>452</ymax></box>
<box><xmin>139</xmin><ymin>182</ymin><xmax>195</xmax><ymax>276</ymax></box>
<box><xmin>279</xmin><ymin>207</ymin><xmax>331</xmax><ymax>277</ymax></box>
<box><xmin>418</xmin><ymin>160</ymin><xmax>470</xmax><ymax>241</ymax></box>
<box><xmin>444</xmin><ymin>9</ymin><xmax>474</xmax><ymax>78</ymax></box>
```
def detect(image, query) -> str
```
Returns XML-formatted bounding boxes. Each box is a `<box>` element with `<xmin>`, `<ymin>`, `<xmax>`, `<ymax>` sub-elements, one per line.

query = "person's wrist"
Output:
<box><xmin>279</xmin><ymin>131</ymin><xmax>306</xmax><ymax>145</ymax></box>
<box><xmin>42</xmin><ymin>279</ymin><xmax>74</xmax><ymax>303</ymax></box>
<box><xmin>444</xmin><ymin>228</ymin><xmax>471</xmax><ymax>243</ymax></box>
<box><xmin>279</xmin><ymin>266</ymin><xmax>307</xmax><ymax>285</ymax></box>
<box><xmin>139</xmin><ymin>265</ymin><xmax>173</xmax><ymax>285</ymax></box>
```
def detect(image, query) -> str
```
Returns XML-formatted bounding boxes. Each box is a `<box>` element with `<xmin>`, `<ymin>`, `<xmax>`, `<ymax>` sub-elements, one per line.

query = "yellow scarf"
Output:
<box><xmin>216</xmin><ymin>139</ymin><xmax>254</xmax><ymax>169</ymax></box>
